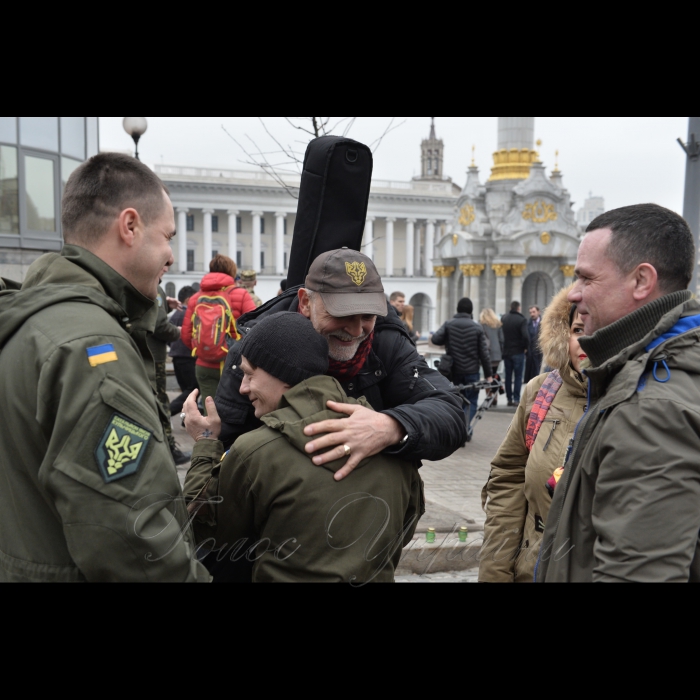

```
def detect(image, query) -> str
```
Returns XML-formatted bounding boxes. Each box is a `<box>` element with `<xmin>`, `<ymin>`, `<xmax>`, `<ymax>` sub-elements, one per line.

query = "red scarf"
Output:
<box><xmin>327</xmin><ymin>332</ymin><xmax>375</xmax><ymax>382</ymax></box>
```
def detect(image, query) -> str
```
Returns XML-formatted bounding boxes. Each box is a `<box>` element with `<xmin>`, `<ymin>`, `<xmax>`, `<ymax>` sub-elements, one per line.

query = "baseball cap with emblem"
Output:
<box><xmin>305</xmin><ymin>248</ymin><xmax>388</xmax><ymax>318</ymax></box>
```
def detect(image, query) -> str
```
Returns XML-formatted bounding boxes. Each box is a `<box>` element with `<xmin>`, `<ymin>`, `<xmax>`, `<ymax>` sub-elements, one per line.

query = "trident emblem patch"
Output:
<box><xmin>346</xmin><ymin>262</ymin><xmax>368</xmax><ymax>287</ymax></box>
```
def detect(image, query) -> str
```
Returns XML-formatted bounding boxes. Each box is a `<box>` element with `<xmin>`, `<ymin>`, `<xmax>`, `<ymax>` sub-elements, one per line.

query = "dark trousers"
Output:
<box><xmin>504</xmin><ymin>354</ymin><xmax>526</xmax><ymax>404</ymax></box>
<box><xmin>170</xmin><ymin>357</ymin><xmax>199</xmax><ymax>415</ymax></box>
<box><xmin>460</xmin><ymin>373</ymin><xmax>482</xmax><ymax>424</ymax></box>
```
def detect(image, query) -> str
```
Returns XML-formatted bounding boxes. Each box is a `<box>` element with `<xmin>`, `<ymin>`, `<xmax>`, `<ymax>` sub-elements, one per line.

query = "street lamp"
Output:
<box><xmin>678</xmin><ymin>117</ymin><xmax>700</xmax><ymax>292</ymax></box>
<box><xmin>123</xmin><ymin>117</ymin><xmax>148</xmax><ymax>161</ymax></box>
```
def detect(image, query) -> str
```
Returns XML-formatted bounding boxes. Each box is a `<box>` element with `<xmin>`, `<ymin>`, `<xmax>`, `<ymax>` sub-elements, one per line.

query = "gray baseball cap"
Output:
<box><xmin>305</xmin><ymin>248</ymin><xmax>388</xmax><ymax>318</ymax></box>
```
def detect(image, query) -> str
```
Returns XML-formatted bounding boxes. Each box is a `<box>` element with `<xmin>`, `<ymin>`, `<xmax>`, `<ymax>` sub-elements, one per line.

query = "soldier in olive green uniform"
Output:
<box><xmin>146</xmin><ymin>285</ymin><xmax>190</xmax><ymax>465</ymax></box>
<box><xmin>0</xmin><ymin>154</ymin><xmax>209</xmax><ymax>583</ymax></box>
<box><xmin>240</xmin><ymin>270</ymin><xmax>263</xmax><ymax>308</ymax></box>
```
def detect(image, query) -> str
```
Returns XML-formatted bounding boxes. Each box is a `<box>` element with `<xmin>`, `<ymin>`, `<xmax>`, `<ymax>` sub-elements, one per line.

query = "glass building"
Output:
<box><xmin>0</xmin><ymin>117</ymin><xmax>99</xmax><ymax>257</ymax></box>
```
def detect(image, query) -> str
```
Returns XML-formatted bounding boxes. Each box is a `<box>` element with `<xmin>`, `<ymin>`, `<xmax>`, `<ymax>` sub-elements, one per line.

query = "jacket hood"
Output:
<box><xmin>540</xmin><ymin>284</ymin><xmax>576</xmax><ymax>373</ymax></box>
<box><xmin>200</xmin><ymin>273</ymin><xmax>235</xmax><ymax>292</ymax></box>
<box><xmin>260</xmin><ymin>375</ymin><xmax>372</xmax><ymax>475</ymax></box>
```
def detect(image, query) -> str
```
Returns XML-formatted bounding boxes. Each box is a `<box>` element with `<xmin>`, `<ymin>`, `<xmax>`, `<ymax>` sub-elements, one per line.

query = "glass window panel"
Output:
<box><xmin>25</xmin><ymin>155</ymin><xmax>56</xmax><ymax>232</ymax></box>
<box><xmin>0</xmin><ymin>146</ymin><xmax>19</xmax><ymax>234</ymax></box>
<box><xmin>86</xmin><ymin>117</ymin><xmax>99</xmax><ymax>157</ymax></box>
<box><xmin>60</xmin><ymin>117</ymin><xmax>86</xmax><ymax>160</ymax></box>
<box><xmin>20</xmin><ymin>117</ymin><xmax>59</xmax><ymax>152</ymax></box>
<box><xmin>0</xmin><ymin>117</ymin><xmax>17</xmax><ymax>144</ymax></box>
<box><xmin>61</xmin><ymin>157</ymin><xmax>82</xmax><ymax>190</ymax></box>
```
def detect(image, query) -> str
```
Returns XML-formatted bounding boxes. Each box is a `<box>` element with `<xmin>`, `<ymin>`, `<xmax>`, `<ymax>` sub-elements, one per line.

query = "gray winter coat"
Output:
<box><xmin>482</xmin><ymin>325</ymin><xmax>505</xmax><ymax>364</ymax></box>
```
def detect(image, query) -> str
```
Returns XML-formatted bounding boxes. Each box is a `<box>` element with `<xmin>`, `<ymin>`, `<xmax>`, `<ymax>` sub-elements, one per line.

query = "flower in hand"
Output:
<box><xmin>183</xmin><ymin>390</ymin><xmax>222</xmax><ymax>442</ymax></box>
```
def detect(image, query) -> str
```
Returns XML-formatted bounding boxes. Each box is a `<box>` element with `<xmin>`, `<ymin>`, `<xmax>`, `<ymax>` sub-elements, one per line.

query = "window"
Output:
<box><xmin>284</xmin><ymin>252</ymin><xmax>288</xmax><ymax>269</ymax></box>
<box><xmin>20</xmin><ymin>117</ymin><xmax>59</xmax><ymax>152</ymax></box>
<box><xmin>0</xmin><ymin>146</ymin><xmax>19</xmax><ymax>234</ymax></box>
<box><xmin>186</xmin><ymin>215</ymin><xmax>195</xmax><ymax>232</ymax></box>
<box><xmin>237</xmin><ymin>251</ymin><xmax>242</xmax><ymax>268</ymax></box>
<box><xmin>212</xmin><ymin>215</ymin><xmax>219</xmax><ymax>233</ymax></box>
<box><xmin>284</xmin><ymin>218</ymin><xmax>288</xmax><ymax>235</ymax></box>
<box><xmin>212</xmin><ymin>250</ymin><xmax>219</xmax><ymax>259</ymax></box>
<box><xmin>260</xmin><ymin>252</ymin><xmax>265</xmax><ymax>270</ymax></box>
<box><xmin>25</xmin><ymin>155</ymin><xmax>56</xmax><ymax>233</ymax></box>
<box><xmin>165</xmin><ymin>282</ymin><xmax>176</xmax><ymax>298</ymax></box>
<box><xmin>60</xmin><ymin>117</ymin><xmax>86</xmax><ymax>160</ymax></box>
<box><xmin>236</xmin><ymin>216</ymin><xmax>242</xmax><ymax>234</ymax></box>
<box><xmin>260</xmin><ymin>217</ymin><xmax>266</xmax><ymax>234</ymax></box>
<box><xmin>187</xmin><ymin>250</ymin><xmax>195</xmax><ymax>272</ymax></box>
<box><xmin>0</xmin><ymin>117</ymin><xmax>17</xmax><ymax>144</ymax></box>
<box><xmin>61</xmin><ymin>157</ymin><xmax>81</xmax><ymax>191</ymax></box>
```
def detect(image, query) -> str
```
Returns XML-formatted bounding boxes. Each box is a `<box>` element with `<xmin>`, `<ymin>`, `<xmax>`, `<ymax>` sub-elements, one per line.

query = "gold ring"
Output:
<box><xmin>343</xmin><ymin>445</ymin><xmax>352</xmax><ymax>457</ymax></box>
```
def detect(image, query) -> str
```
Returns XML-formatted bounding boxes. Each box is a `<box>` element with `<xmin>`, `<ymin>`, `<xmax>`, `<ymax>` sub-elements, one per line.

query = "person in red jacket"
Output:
<box><xmin>182</xmin><ymin>255</ymin><xmax>256</xmax><ymax>411</ymax></box>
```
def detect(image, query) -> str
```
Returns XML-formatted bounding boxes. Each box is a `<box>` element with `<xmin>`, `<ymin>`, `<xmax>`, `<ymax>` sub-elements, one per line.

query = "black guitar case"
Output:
<box><xmin>287</xmin><ymin>136</ymin><xmax>373</xmax><ymax>288</ymax></box>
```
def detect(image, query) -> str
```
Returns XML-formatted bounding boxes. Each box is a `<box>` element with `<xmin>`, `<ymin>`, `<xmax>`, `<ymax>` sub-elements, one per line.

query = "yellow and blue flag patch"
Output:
<box><xmin>87</xmin><ymin>344</ymin><xmax>118</xmax><ymax>368</ymax></box>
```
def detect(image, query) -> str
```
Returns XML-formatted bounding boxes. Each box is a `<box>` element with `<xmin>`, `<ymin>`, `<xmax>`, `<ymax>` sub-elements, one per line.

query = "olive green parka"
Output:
<box><xmin>480</xmin><ymin>286</ymin><xmax>587</xmax><ymax>583</ymax></box>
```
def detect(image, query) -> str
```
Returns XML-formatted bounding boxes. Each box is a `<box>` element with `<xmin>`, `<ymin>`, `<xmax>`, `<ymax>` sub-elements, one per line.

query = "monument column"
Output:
<box><xmin>203</xmin><ymin>209</ymin><xmax>214</xmax><ymax>268</ymax></box>
<box><xmin>405</xmin><ymin>219</ymin><xmax>416</xmax><ymax>277</ymax></box>
<box><xmin>511</xmin><ymin>264</ymin><xmax>527</xmax><ymax>306</ymax></box>
<box><xmin>461</xmin><ymin>265</ymin><xmax>485</xmax><ymax>321</ymax></box>
<box><xmin>434</xmin><ymin>266</ymin><xmax>455</xmax><ymax>326</ymax></box>
<box><xmin>492</xmin><ymin>264</ymin><xmax>512</xmax><ymax>316</ymax></box>
<box><xmin>364</xmin><ymin>217</ymin><xmax>375</xmax><ymax>261</ymax></box>
<box><xmin>177</xmin><ymin>208</ymin><xmax>188</xmax><ymax>273</ymax></box>
<box><xmin>275</xmin><ymin>212</ymin><xmax>287</xmax><ymax>275</ymax></box>
<box><xmin>251</xmin><ymin>211</ymin><xmax>263</xmax><ymax>273</ymax></box>
<box><xmin>227</xmin><ymin>210</ymin><xmax>239</xmax><ymax>265</ymax></box>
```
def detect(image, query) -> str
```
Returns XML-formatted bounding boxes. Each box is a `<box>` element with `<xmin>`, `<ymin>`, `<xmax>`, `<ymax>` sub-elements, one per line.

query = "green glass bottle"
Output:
<box><xmin>426</xmin><ymin>528</ymin><xmax>436</xmax><ymax>544</ymax></box>
<box><xmin>459</xmin><ymin>526</ymin><xmax>469</xmax><ymax>543</ymax></box>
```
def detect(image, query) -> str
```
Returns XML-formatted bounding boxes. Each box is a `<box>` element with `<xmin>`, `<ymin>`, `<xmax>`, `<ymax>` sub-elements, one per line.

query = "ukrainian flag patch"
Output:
<box><xmin>87</xmin><ymin>344</ymin><xmax>119</xmax><ymax>367</ymax></box>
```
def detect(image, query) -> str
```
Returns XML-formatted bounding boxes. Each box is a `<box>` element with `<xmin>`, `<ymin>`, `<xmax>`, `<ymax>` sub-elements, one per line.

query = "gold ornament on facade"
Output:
<box><xmin>460</xmin><ymin>264</ymin><xmax>485</xmax><ymax>278</ymax></box>
<box><xmin>452</xmin><ymin>234</ymin><xmax>459</xmax><ymax>247</ymax></box>
<box><xmin>434</xmin><ymin>266</ymin><xmax>456</xmax><ymax>278</ymax></box>
<box><xmin>511</xmin><ymin>264</ymin><xmax>527</xmax><ymax>278</ymax></box>
<box><xmin>488</xmin><ymin>148</ymin><xmax>539</xmax><ymax>182</ymax></box>
<box><xmin>459</xmin><ymin>205</ymin><xmax>476</xmax><ymax>228</ymax></box>
<box><xmin>523</xmin><ymin>201</ymin><xmax>558</xmax><ymax>224</ymax></box>
<box><xmin>540</xmin><ymin>232</ymin><xmax>552</xmax><ymax>245</ymax></box>
<box><xmin>560</xmin><ymin>265</ymin><xmax>576</xmax><ymax>278</ymax></box>
<box><xmin>492</xmin><ymin>264</ymin><xmax>512</xmax><ymax>278</ymax></box>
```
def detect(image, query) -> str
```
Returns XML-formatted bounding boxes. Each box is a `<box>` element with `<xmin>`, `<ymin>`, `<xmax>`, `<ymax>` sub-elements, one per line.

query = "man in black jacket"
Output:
<box><xmin>215</xmin><ymin>249</ymin><xmax>467</xmax><ymax>480</ymax></box>
<box><xmin>432</xmin><ymin>298</ymin><xmax>492</xmax><ymax>423</ymax></box>
<box><xmin>501</xmin><ymin>301</ymin><xmax>530</xmax><ymax>407</ymax></box>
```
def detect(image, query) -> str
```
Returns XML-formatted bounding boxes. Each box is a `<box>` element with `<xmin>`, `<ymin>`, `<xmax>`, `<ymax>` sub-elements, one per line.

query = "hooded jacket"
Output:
<box><xmin>0</xmin><ymin>245</ymin><xmax>209</xmax><ymax>583</ymax></box>
<box><xmin>431</xmin><ymin>313</ymin><xmax>492</xmax><ymax>378</ymax></box>
<box><xmin>185</xmin><ymin>376</ymin><xmax>425</xmax><ymax>583</ymax></box>
<box><xmin>182</xmin><ymin>273</ymin><xmax>256</xmax><ymax>369</ymax></box>
<box><xmin>502</xmin><ymin>310</ymin><xmax>530</xmax><ymax>357</ymax></box>
<box><xmin>538</xmin><ymin>290</ymin><xmax>700</xmax><ymax>583</ymax></box>
<box><xmin>215</xmin><ymin>289</ymin><xmax>467</xmax><ymax>459</ymax></box>
<box><xmin>480</xmin><ymin>286</ymin><xmax>588</xmax><ymax>583</ymax></box>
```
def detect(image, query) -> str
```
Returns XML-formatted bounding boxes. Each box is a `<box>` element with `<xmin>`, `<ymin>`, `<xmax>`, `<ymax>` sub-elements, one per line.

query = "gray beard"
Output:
<box><xmin>328</xmin><ymin>340</ymin><xmax>362</xmax><ymax>362</ymax></box>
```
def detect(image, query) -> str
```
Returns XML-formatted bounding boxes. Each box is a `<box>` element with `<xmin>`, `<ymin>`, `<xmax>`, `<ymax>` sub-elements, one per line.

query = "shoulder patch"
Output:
<box><xmin>95</xmin><ymin>414</ymin><xmax>153</xmax><ymax>483</ymax></box>
<box><xmin>87</xmin><ymin>344</ymin><xmax>118</xmax><ymax>367</ymax></box>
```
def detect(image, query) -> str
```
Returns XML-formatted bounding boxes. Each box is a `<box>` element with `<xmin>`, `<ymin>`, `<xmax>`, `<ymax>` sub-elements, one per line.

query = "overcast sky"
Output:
<box><xmin>99</xmin><ymin>117</ymin><xmax>691</xmax><ymax>214</ymax></box>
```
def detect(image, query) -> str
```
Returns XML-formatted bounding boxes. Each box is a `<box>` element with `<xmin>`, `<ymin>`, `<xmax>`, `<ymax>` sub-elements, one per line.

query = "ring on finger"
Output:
<box><xmin>343</xmin><ymin>445</ymin><xmax>352</xmax><ymax>457</ymax></box>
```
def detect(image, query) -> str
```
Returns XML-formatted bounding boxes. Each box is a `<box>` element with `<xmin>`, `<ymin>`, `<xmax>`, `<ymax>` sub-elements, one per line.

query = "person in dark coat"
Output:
<box><xmin>524</xmin><ymin>306</ymin><xmax>544</xmax><ymax>382</ymax></box>
<box><xmin>214</xmin><ymin>249</ymin><xmax>467</xmax><ymax>479</ymax></box>
<box><xmin>169</xmin><ymin>286</ymin><xmax>199</xmax><ymax>416</ymax></box>
<box><xmin>501</xmin><ymin>301</ymin><xmax>530</xmax><ymax>407</ymax></box>
<box><xmin>431</xmin><ymin>298</ymin><xmax>492</xmax><ymax>423</ymax></box>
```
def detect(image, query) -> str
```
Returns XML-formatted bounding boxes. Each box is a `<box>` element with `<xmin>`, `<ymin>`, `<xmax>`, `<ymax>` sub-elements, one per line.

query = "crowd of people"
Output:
<box><xmin>1</xmin><ymin>150</ymin><xmax>700</xmax><ymax>584</ymax></box>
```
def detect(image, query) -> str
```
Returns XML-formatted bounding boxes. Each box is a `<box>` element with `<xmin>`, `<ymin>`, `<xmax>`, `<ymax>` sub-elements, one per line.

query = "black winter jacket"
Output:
<box><xmin>432</xmin><ymin>313</ymin><xmax>491</xmax><ymax>378</ymax></box>
<box><xmin>501</xmin><ymin>311</ymin><xmax>530</xmax><ymax>357</ymax></box>
<box><xmin>215</xmin><ymin>287</ymin><xmax>467</xmax><ymax>461</ymax></box>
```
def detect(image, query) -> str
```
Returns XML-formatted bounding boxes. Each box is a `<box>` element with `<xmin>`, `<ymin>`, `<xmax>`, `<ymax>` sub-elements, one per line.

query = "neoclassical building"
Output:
<box><xmin>159</xmin><ymin>117</ymin><xmax>594</xmax><ymax>335</ymax></box>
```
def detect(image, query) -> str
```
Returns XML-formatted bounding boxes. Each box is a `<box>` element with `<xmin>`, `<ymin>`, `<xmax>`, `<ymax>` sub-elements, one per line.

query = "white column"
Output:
<box><xmin>385</xmin><ymin>218</ymin><xmax>395</xmax><ymax>277</ymax></box>
<box><xmin>405</xmin><ymin>219</ymin><xmax>416</xmax><ymax>277</ymax></box>
<box><xmin>275</xmin><ymin>212</ymin><xmax>286</xmax><ymax>275</ymax></box>
<box><xmin>471</xmin><ymin>272</ymin><xmax>482</xmax><ymax>322</ymax></box>
<box><xmin>203</xmin><ymin>209</ymin><xmax>214</xmax><ymax>268</ymax></box>
<box><xmin>425</xmin><ymin>220</ymin><xmax>436</xmax><ymax>276</ymax></box>
<box><xmin>177</xmin><ymin>208</ymin><xmax>188</xmax><ymax>274</ymax></box>
<box><xmin>364</xmin><ymin>217</ymin><xmax>375</xmax><ymax>261</ymax></box>
<box><xmin>252</xmin><ymin>211</ymin><xmax>263</xmax><ymax>273</ymax></box>
<box><xmin>493</xmin><ymin>265</ymin><xmax>511</xmax><ymax>316</ymax></box>
<box><xmin>511</xmin><ymin>272</ymin><xmax>525</xmax><ymax>307</ymax></box>
<box><xmin>227</xmin><ymin>210</ymin><xmax>239</xmax><ymax>266</ymax></box>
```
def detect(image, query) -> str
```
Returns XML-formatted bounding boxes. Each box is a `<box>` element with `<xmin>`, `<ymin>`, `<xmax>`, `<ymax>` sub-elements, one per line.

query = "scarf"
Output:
<box><xmin>327</xmin><ymin>332</ymin><xmax>375</xmax><ymax>382</ymax></box>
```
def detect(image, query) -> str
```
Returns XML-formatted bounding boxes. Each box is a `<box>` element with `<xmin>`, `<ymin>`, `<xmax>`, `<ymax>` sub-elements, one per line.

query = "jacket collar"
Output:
<box><xmin>454</xmin><ymin>313</ymin><xmax>473</xmax><ymax>320</ymax></box>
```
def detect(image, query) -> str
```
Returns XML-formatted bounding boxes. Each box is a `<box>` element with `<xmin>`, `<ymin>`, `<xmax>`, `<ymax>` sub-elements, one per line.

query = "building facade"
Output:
<box><xmin>0</xmin><ymin>117</ymin><xmax>100</xmax><ymax>280</ymax></box>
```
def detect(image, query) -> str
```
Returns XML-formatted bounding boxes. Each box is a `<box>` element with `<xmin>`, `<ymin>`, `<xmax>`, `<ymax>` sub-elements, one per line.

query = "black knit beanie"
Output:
<box><xmin>239</xmin><ymin>312</ymin><xmax>329</xmax><ymax>386</ymax></box>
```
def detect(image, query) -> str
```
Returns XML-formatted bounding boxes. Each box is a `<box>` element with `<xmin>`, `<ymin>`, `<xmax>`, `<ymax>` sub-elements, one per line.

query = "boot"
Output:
<box><xmin>171</xmin><ymin>443</ymin><xmax>192</xmax><ymax>466</ymax></box>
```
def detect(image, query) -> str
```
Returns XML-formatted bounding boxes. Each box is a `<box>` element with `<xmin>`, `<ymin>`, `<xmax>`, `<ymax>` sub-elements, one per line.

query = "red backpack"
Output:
<box><xmin>190</xmin><ymin>288</ymin><xmax>241</xmax><ymax>366</ymax></box>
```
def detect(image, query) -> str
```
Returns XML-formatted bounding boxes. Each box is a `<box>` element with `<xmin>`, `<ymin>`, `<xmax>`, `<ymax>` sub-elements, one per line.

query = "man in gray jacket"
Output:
<box><xmin>538</xmin><ymin>203</ymin><xmax>700</xmax><ymax>584</ymax></box>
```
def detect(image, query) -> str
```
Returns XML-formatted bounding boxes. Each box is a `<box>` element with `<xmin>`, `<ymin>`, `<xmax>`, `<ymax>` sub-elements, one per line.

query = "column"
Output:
<box><xmin>177</xmin><ymin>208</ymin><xmax>188</xmax><ymax>274</ymax></box>
<box><xmin>434</xmin><ymin>267</ymin><xmax>455</xmax><ymax>326</ymax></box>
<box><xmin>492</xmin><ymin>264</ymin><xmax>512</xmax><ymax>316</ymax></box>
<box><xmin>364</xmin><ymin>217</ymin><xmax>375</xmax><ymax>261</ymax></box>
<box><xmin>425</xmin><ymin>220</ymin><xmax>436</xmax><ymax>276</ymax></box>
<box><xmin>227</xmin><ymin>210</ymin><xmax>239</xmax><ymax>266</ymax></box>
<box><xmin>275</xmin><ymin>212</ymin><xmax>287</xmax><ymax>275</ymax></box>
<box><xmin>511</xmin><ymin>264</ymin><xmax>527</xmax><ymax>306</ymax></box>
<box><xmin>203</xmin><ymin>209</ymin><xmax>214</xmax><ymax>268</ymax></box>
<box><xmin>405</xmin><ymin>219</ymin><xmax>416</xmax><ymax>277</ymax></box>
<box><xmin>252</xmin><ymin>211</ymin><xmax>263</xmax><ymax>273</ymax></box>
<box><xmin>461</xmin><ymin>265</ymin><xmax>485</xmax><ymax>322</ymax></box>
<box><xmin>561</xmin><ymin>265</ymin><xmax>576</xmax><ymax>285</ymax></box>
<box><xmin>385</xmin><ymin>218</ymin><xmax>395</xmax><ymax>277</ymax></box>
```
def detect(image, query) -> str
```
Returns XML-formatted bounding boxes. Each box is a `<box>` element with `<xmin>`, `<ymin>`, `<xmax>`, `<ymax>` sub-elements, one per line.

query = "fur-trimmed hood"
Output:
<box><xmin>540</xmin><ymin>284</ymin><xmax>576</xmax><ymax>373</ymax></box>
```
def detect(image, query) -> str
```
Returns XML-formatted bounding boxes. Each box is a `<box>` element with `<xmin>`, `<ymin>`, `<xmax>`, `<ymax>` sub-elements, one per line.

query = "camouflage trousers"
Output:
<box><xmin>155</xmin><ymin>362</ymin><xmax>175</xmax><ymax>450</ymax></box>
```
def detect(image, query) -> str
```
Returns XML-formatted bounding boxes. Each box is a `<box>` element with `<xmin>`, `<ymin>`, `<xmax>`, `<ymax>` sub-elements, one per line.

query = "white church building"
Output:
<box><xmin>161</xmin><ymin>117</ymin><xmax>601</xmax><ymax>336</ymax></box>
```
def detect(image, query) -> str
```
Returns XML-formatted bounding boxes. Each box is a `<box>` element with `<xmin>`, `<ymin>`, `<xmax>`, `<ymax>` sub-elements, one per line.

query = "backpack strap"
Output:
<box><xmin>525</xmin><ymin>370</ymin><xmax>563</xmax><ymax>452</ymax></box>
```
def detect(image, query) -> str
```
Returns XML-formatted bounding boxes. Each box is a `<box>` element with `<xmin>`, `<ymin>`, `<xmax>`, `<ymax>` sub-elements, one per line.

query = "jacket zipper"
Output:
<box><xmin>542</xmin><ymin>420</ymin><xmax>561</xmax><ymax>452</ymax></box>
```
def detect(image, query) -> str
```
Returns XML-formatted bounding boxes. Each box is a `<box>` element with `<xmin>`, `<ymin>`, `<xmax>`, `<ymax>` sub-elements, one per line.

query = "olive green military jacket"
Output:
<box><xmin>185</xmin><ymin>376</ymin><xmax>425</xmax><ymax>584</ymax></box>
<box><xmin>146</xmin><ymin>286</ymin><xmax>181</xmax><ymax>364</ymax></box>
<box><xmin>0</xmin><ymin>245</ymin><xmax>210</xmax><ymax>583</ymax></box>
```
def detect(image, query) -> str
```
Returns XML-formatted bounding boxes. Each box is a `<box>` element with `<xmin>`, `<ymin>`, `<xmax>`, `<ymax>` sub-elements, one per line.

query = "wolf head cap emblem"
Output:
<box><xmin>345</xmin><ymin>262</ymin><xmax>368</xmax><ymax>287</ymax></box>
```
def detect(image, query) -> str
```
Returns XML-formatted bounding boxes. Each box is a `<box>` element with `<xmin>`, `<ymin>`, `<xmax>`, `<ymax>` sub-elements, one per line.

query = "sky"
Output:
<box><xmin>99</xmin><ymin>117</ymin><xmax>691</xmax><ymax>214</ymax></box>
